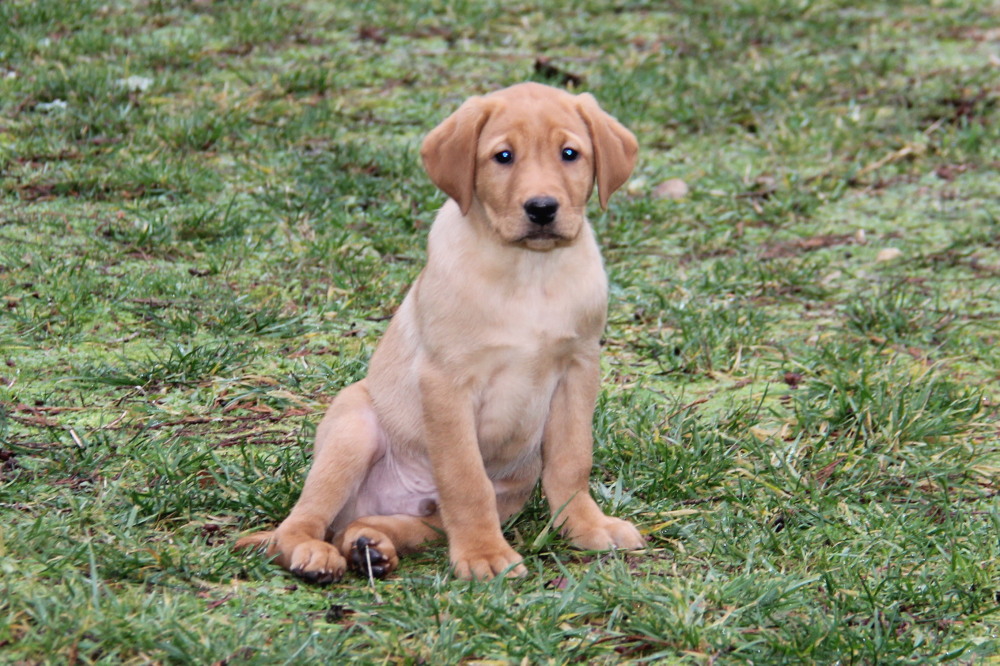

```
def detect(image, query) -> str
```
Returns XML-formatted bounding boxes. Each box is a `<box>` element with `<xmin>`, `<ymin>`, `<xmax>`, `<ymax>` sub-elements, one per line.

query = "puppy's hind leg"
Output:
<box><xmin>237</xmin><ymin>381</ymin><xmax>384</xmax><ymax>584</ymax></box>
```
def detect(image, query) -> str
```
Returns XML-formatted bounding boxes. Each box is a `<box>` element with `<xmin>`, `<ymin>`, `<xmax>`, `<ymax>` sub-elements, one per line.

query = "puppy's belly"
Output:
<box><xmin>358</xmin><ymin>450</ymin><xmax>438</xmax><ymax>516</ymax></box>
<box><xmin>346</xmin><ymin>349</ymin><xmax>566</xmax><ymax>529</ymax></box>
<box><xmin>334</xmin><ymin>439</ymin><xmax>539</xmax><ymax>531</ymax></box>
<box><xmin>349</xmin><ymin>393</ymin><xmax>548</xmax><ymax>512</ymax></box>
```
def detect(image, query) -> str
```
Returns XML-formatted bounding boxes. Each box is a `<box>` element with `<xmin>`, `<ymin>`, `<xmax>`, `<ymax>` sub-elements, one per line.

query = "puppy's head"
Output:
<box><xmin>420</xmin><ymin>82</ymin><xmax>637</xmax><ymax>251</ymax></box>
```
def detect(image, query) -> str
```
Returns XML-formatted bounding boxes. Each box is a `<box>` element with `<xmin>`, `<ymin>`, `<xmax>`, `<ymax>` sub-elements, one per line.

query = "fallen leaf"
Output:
<box><xmin>544</xmin><ymin>576</ymin><xmax>568</xmax><ymax>589</ymax></box>
<box><xmin>782</xmin><ymin>371</ymin><xmax>803</xmax><ymax>388</ymax></box>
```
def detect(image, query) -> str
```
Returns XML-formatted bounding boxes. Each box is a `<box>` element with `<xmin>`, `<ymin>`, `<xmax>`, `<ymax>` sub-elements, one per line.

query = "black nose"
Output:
<box><xmin>524</xmin><ymin>196</ymin><xmax>559</xmax><ymax>226</ymax></box>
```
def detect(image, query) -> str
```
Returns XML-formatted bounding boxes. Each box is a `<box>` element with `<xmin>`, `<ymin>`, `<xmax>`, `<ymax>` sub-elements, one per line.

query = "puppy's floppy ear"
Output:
<box><xmin>576</xmin><ymin>93</ymin><xmax>638</xmax><ymax>209</ymax></box>
<box><xmin>420</xmin><ymin>96</ymin><xmax>491</xmax><ymax>215</ymax></box>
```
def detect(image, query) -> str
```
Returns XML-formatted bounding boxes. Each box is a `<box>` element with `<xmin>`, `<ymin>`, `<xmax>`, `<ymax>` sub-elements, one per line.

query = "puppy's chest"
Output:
<box><xmin>469</xmin><ymin>294</ymin><xmax>599</xmax><ymax>460</ymax></box>
<box><xmin>477</xmin><ymin>287</ymin><xmax>600</xmax><ymax>366</ymax></box>
<box><xmin>470</xmin><ymin>354</ymin><xmax>562</xmax><ymax>470</ymax></box>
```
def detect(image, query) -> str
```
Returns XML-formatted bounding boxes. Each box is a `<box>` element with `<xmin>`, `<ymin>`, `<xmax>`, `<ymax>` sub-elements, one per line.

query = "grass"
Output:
<box><xmin>2</xmin><ymin>0</ymin><xmax>999</xmax><ymax>662</ymax></box>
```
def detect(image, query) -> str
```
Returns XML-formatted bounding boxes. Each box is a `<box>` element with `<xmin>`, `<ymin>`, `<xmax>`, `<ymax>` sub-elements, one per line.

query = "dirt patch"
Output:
<box><xmin>760</xmin><ymin>233</ymin><xmax>858</xmax><ymax>259</ymax></box>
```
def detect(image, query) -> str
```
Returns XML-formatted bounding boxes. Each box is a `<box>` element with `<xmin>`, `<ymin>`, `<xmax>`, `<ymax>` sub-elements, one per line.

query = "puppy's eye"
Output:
<box><xmin>561</xmin><ymin>148</ymin><xmax>579</xmax><ymax>162</ymax></box>
<box><xmin>494</xmin><ymin>150</ymin><xmax>514</xmax><ymax>164</ymax></box>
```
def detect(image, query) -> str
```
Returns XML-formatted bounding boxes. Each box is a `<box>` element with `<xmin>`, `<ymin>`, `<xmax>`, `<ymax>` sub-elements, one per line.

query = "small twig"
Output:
<box><xmin>665</xmin><ymin>397</ymin><xmax>709</xmax><ymax>420</ymax></box>
<box><xmin>364</xmin><ymin>543</ymin><xmax>382</xmax><ymax>603</ymax></box>
<box><xmin>8</xmin><ymin>414</ymin><xmax>62</xmax><ymax>428</ymax></box>
<box><xmin>853</xmin><ymin>143</ymin><xmax>925</xmax><ymax>182</ymax></box>
<box><xmin>100</xmin><ymin>411</ymin><xmax>129</xmax><ymax>430</ymax></box>
<box><xmin>679</xmin><ymin>495</ymin><xmax>726</xmax><ymax>506</ymax></box>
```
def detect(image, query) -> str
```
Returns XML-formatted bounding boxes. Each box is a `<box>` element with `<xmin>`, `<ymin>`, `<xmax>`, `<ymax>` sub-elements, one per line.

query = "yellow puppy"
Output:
<box><xmin>236</xmin><ymin>82</ymin><xmax>643</xmax><ymax>581</ymax></box>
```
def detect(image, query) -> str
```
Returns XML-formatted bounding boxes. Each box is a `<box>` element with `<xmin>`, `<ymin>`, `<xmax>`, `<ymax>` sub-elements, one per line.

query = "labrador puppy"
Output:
<box><xmin>236</xmin><ymin>82</ymin><xmax>644</xmax><ymax>581</ymax></box>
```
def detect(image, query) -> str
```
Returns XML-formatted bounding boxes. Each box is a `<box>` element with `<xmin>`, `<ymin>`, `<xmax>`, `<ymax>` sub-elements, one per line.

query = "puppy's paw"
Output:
<box><xmin>566</xmin><ymin>516</ymin><xmax>645</xmax><ymax>551</ymax></box>
<box><xmin>450</xmin><ymin>543</ymin><xmax>526</xmax><ymax>580</ymax></box>
<box><xmin>288</xmin><ymin>539</ymin><xmax>347</xmax><ymax>585</ymax></box>
<box><xmin>344</xmin><ymin>529</ymin><xmax>399</xmax><ymax>580</ymax></box>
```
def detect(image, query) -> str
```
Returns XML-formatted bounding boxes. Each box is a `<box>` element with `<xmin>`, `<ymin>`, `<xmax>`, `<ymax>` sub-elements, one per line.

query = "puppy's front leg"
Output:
<box><xmin>542</xmin><ymin>356</ymin><xmax>645</xmax><ymax>551</ymax></box>
<box><xmin>420</xmin><ymin>368</ymin><xmax>527</xmax><ymax>579</ymax></box>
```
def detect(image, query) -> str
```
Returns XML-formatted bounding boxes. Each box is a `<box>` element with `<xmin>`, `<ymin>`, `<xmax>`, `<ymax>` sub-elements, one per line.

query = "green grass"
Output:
<box><xmin>2</xmin><ymin>0</ymin><xmax>999</xmax><ymax>662</ymax></box>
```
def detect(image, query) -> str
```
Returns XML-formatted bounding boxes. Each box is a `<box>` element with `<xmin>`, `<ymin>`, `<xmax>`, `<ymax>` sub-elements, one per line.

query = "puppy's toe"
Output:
<box><xmin>350</xmin><ymin>536</ymin><xmax>388</xmax><ymax>579</ymax></box>
<box><xmin>451</xmin><ymin>544</ymin><xmax>525</xmax><ymax>580</ymax></box>
<box><xmin>294</xmin><ymin>567</ymin><xmax>339</xmax><ymax>585</ymax></box>
<box><xmin>288</xmin><ymin>540</ymin><xmax>347</xmax><ymax>584</ymax></box>
<box><xmin>568</xmin><ymin>517</ymin><xmax>645</xmax><ymax>551</ymax></box>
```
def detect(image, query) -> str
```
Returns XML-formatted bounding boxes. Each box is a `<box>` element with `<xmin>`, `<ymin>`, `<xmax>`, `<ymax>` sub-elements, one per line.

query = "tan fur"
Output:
<box><xmin>235</xmin><ymin>82</ymin><xmax>644</xmax><ymax>581</ymax></box>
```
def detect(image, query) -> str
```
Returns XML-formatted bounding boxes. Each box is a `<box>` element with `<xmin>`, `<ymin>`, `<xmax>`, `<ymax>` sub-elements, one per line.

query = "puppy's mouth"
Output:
<box><xmin>516</xmin><ymin>229</ymin><xmax>569</xmax><ymax>251</ymax></box>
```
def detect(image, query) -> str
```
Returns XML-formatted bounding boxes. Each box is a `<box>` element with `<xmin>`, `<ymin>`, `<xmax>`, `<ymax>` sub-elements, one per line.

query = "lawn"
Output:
<box><xmin>2</xmin><ymin>0</ymin><xmax>999</xmax><ymax>663</ymax></box>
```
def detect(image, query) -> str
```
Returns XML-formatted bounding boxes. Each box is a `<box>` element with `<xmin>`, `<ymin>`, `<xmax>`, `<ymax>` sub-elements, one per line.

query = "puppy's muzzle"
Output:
<box><xmin>524</xmin><ymin>196</ymin><xmax>559</xmax><ymax>226</ymax></box>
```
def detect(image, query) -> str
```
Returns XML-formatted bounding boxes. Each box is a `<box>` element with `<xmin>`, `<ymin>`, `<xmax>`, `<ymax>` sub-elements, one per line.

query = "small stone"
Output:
<box><xmin>876</xmin><ymin>247</ymin><xmax>903</xmax><ymax>262</ymax></box>
<box><xmin>653</xmin><ymin>178</ymin><xmax>690</xmax><ymax>200</ymax></box>
<box><xmin>820</xmin><ymin>270</ymin><xmax>842</xmax><ymax>285</ymax></box>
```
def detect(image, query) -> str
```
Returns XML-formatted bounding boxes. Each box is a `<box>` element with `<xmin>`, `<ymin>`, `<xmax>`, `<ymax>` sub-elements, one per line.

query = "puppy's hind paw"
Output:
<box><xmin>344</xmin><ymin>530</ymin><xmax>399</xmax><ymax>580</ymax></box>
<box><xmin>349</xmin><ymin>536</ymin><xmax>393</xmax><ymax>579</ymax></box>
